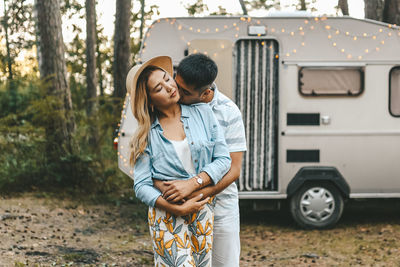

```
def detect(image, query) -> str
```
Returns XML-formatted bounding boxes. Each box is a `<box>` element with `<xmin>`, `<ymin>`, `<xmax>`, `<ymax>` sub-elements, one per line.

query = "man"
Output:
<box><xmin>174</xmin><ymin>53</ymin><xmax>247</xmax><ymax>267</ymax></box>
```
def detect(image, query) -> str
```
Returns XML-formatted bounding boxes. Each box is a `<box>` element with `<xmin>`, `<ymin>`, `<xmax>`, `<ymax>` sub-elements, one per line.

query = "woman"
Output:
<box><xmin>126</xmin><ymin>56</ymin><xmax>231</xmax><ymax>266</ymax></box>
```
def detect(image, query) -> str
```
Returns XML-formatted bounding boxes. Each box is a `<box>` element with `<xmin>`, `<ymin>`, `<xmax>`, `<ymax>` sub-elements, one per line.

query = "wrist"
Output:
<box><xmin>192</xmin><ymin>175</ymin><xmax>203</xmax><ymax>189</ymax></box>
<box><xmin>173</xmin><ymin>204</ymin><xmax>183</xmax><ymax>216</ymax></box>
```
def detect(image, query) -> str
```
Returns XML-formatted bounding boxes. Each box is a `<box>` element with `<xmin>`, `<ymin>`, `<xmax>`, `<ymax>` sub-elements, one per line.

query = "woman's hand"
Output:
<box><xmin>153</xmin><ymin>179</ymin><xmax>168</xmax><ymax>195</ymax></box>
<box><xmin>176</xmin><ymin>193</ymin><xmax>210</xmax><ymax>216</ymax></box>
<box><xmin>162</xmin><ymin>179</ymin><xmax>198</xmax><ymax>203</ymax></box>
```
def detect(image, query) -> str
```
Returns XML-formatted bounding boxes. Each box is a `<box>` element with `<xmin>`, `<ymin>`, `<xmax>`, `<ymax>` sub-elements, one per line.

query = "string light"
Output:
<box><xmin>142</xmin><ymin>16</ymin><xmax>400</xmax><ymax>63</ymax></box>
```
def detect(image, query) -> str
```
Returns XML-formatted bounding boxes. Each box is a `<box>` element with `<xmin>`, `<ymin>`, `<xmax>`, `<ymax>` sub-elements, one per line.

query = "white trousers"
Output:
<box><xmin>212</xmin><ymin>196</ymin><xmax>240</xmax><ymax>267</ymax></box>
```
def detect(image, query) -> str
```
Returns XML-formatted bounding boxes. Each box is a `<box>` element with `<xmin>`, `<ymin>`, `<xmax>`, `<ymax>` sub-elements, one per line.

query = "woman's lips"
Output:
<box><xmin>171</xmin><ymin>91</ymin><xmax>177</xmax><ymax>97</ymax></box>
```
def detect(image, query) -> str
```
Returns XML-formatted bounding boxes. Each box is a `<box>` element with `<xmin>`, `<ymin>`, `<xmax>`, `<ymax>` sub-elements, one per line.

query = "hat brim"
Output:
<box><xmin>126</xmin><ymin>56</ymin><xmax>173</xmax><ymax>96</ymax></box>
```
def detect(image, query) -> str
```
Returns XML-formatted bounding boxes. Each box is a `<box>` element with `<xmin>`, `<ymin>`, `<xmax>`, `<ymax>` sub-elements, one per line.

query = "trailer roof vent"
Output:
<box><xmin>248</xmin><ymin>25</ymin><xmax>266</xmax><ymax>36</ymax></box>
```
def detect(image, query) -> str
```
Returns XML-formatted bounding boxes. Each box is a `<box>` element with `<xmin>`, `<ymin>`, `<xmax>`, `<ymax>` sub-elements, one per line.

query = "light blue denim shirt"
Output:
<box><xmin>133</xmin><ymin>103</ymin><xmax>232</xmax><ymax>207</ymax></box>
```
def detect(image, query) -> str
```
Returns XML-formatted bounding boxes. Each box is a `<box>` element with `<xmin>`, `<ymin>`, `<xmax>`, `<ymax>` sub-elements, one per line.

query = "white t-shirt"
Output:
<box><xmin>209</xmin><ymin>86</ymin><xmax>247</xmax><ymax>197</ymax></box>
<box><xmin>169</xmin><ymin>138</ymin><xmax>196</xmax><ymax>176</ymax></box>
<box><xmin>208</xmin><ymin>85</ymin><xmax>247</xmax><ymax>221</ymax></box>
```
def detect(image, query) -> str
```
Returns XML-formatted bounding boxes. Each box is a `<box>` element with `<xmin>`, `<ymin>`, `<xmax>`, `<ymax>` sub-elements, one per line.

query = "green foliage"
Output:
<box><xmin>0</xmin><ymin>0</ymin><xmax>36</xmax><ymax>79</ymax></box>
<box><xmin>243</xmin><ymin>0</ymin><xmax>281</xmax><ymax>12</ymax></box>
<box><xmin>185</xmin><ymin>0</ymin><xmax>209</xmax><ymax>16</ymax></box>
<box><xmin>0</xmin><ymin>76</ymin><xmax>131</xmax><ymax>194</ymax></box>
<box><xmin>130</xmin><ymin>1</ymin><xmax>160</xmax><ymax>60</ymax></box>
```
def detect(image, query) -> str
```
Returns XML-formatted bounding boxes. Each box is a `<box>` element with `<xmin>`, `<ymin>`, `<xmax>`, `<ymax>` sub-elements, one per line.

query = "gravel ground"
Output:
<box><xmin>1</xmin><ymin>194</ymin><xmax>400</xmax><ymax>266</ymax></box>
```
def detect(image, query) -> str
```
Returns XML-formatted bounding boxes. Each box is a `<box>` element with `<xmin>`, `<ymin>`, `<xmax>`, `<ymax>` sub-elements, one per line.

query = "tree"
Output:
<box><xmin>2</xmin><ymin>0</ymin><xmax>12</xmax><ymax>81</ymax></box>
<box><xmin>245</xmin><ymin>0</ymin><xmax>281</xmax><ymax>12</ymax></box>
<box><xmin>338</xmin><ymin>0</ymin><xmax>349</xmax><ymax>15</ymax></box>
<box><xmin>382</xmin><ymin>0</ymin><xmax>400</xmax><ymax>24</ymax></box>
<box><xmin>238</xmin><ymin>0</ymin><xmax>248</xmax><ymax>15</ymax></box>
<box><xmin>300</xmin><ymin>0</ymin><xmax>306</xmax><ymax>10</ymax></box>
<box><xmin>113</xmin><ymin>0</ymin><xmax>132</xmax><ymax>99</ymax></box>
<box><xmin>364</xmin><ymin>0</ymin><xmax>384</xmax><ymax>21</ymax></box>
<box><xmin>34</xmin><ymin>0</ymin><xmax>75</xmax><ymax>154</ymax></box>
<box><xmin>139</xmin><ymin>0</ymin><xmax>145</xmax><ymax>43</ymax></box>
<box><xmin>131</xmin><ymin>1</ymin><xmax>159</xmax><ymax>55</ymax></box>
<box><xmin>85</xmin><ymin>0</ymin><xmax>97</xmax><ymax>115</ymax></box>
<box><xmin>185</xmin><ymin>0</ymin><xmax>209</xmax><ymax>16</ymax></box>
<box><xmin>1</xmin><ymin>0</ymin><xmax>35</xmax><ymax>112</ymax></box>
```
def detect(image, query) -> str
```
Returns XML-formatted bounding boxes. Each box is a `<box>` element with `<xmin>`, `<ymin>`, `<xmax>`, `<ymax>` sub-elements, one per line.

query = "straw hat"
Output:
<box><xmin>126</xmin><ymin>56</ymin><xmax>173</xmax><ymax>96</ymax></box>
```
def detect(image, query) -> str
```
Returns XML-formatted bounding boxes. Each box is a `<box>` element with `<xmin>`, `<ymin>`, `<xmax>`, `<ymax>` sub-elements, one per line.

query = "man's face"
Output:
<box><xmin>175</xmin><ymin>74</ymin><xmax>204</xmax><ymax>105</ymax></box>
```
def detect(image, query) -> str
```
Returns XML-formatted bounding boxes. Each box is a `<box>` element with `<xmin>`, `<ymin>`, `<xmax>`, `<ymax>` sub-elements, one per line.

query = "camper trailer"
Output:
<box><xmin>116</xmin><ymin>15</ymin><xmax>400</xmax><ymax>229</ymax></box>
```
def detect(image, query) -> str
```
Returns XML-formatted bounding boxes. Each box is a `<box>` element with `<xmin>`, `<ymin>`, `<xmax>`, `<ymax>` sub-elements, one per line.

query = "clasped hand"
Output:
<box><xmin>162</xmin><ymin>179</ymin><xmax>197</xmax><ymax>203</ymax></box>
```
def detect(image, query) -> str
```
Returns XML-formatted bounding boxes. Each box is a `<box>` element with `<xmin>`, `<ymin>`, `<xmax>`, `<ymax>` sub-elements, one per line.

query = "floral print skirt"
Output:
<box><xmin>148</xmin><ymin>198</ymin><xmax>215</xmax><ymax>267</ymax></box>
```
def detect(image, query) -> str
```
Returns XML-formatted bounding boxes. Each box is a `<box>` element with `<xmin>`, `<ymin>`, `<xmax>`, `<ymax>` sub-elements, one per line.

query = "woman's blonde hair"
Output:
<box><xmin>129</xmin><ymin>66</ymin><xmax>161</xmax><ymax>165</ymax></box>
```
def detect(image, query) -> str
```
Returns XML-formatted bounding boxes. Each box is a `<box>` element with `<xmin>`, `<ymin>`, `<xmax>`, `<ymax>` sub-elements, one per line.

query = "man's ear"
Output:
<box><xmin>200</xmin><ymin>88</ymin><xmax>212</xmax><ymax>100</ymax></box>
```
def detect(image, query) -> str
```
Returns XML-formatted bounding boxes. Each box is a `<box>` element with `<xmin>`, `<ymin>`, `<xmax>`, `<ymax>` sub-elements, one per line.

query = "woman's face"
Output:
<box><xmin>147</xmin><ymin>69</ymin><xmax>180</xmax><ymax>110</ymax></box>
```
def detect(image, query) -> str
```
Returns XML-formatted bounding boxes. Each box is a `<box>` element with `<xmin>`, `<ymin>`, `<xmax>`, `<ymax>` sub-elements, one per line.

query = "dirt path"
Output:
<box><xmin>1</xmin><ymin>195</ymin><xmax>400</xmax><ymax>266</ymax></box>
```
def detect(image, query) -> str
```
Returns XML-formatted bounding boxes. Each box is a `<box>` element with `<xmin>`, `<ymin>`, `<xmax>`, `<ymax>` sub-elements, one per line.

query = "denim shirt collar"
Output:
<box><xmin>151</xmin><ymin>104</ymin><xmax>190</xmax><ymax>129</ymax></box>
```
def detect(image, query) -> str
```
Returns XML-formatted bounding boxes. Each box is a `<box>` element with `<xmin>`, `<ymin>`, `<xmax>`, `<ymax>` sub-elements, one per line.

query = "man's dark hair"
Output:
<box><xmin>176</xmin><ymin>53</ymin><xmax>218</xmax><ymax>91</ymax></box>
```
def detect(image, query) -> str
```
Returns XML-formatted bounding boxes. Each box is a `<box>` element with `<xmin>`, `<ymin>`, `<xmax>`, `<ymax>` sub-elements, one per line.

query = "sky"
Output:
<box><xmin>0</xmin><ymin>0</ymin><xmax>365</xmax><ymax>60</ymax></box>
<box><xmin>95</xmin><ymin>0</ymin><xmax>365</xmax><ymax>40</ymax></box>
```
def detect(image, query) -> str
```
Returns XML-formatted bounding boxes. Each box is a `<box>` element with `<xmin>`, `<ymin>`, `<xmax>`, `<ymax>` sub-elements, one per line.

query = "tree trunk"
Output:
<box><xmin>139</xmin><ymin>0</ymin><xmax>145</xmax><ymax>43</ymax></box>
<box><xmin>3</xmin><ymin>0</ymin><xmax>13</xmax><ymax>81</ymax></box>
<box><xmin>364</xmin><ymin>0</ymin><xmax>384</xmax><ymax>21</ymax></box>
<box><xmin>299</xmin><ymin>0</ymin><xmax>306</xmax><ymax>10</ymax></box>
<box><xmin>85</xmin><ymin>0</ymin><xmax>97</xmax><ymax>115</ymax></box>
<box><xmin>96</xmin><ymin>34</ymin><xmax>104</xmax><ymax>98</ymax></box>
<box><xmin>338</xmin><ymin>0</ymin><xmax>349</xmax><ymax>15</ymax></box>
<box><xmin>113</xmin><ymin>0</ymin><xmax>132</xmax><ymax>99</ymax></box>
<box><xmin>2</xmin><ymin>0</ymin><xmax>17</xmax><ymax>113</ymax></box>
<box><xmin>383</xmin><ymin>0</ymin><xmax>400</xmax><ymax>25</ymax></box>
<box><xmin>34</xmin><ymin>0</ymin><xmax>75</xmax><ymax>154</ymax></box>
<box><xmin>238</xmin><ymin>0</ymin><xmax>248</xmax><ymax>15</ymax></box>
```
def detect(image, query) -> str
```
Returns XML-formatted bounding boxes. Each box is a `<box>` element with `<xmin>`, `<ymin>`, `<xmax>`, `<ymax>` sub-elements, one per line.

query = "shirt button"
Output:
<box><xmin>191</xmin><ymin>142</ymin><xmax>194</xmax><ymax>145</ymax></box>
<box><xmin>194</xmin><ymin>159</ymin><xmax>198</xmax><ymax>163</ymax></box>
<box><xmin>185</xmin><ymin>126</ymin><xmax>189</xmax><ymax>129</ymax></box>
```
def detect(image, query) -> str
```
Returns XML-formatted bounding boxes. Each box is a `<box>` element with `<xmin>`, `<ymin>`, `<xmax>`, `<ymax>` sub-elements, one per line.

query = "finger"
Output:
<box><xmin>162</xmin><ymin>184</ymin><xmax>175</xmax><ymax>192</ymax></box>
<box><xmin>163</xmin><ymin>188</ymin><xmax>176</xmax><ymax>198</ymax></box>
<box><xmin>166</xmin><ymin>192</ymin><xmax>179</xmax><ymax>202</ymax></box>
<box><xmin>199</xmin><ymin>197</ymin><xmax>210</xmax><ymax>206</ymax></box>
<box><xmin>163</xmin><ymin>181</ymin><xmax>173</xmax><ymax>185</ymax></box>
<box><xmin>192</xmin><ymin>193</ymin><xmax>204</xmax><ymax>202</ymax></box>
<box><xmin>171</xmin><ymin>195</ymin><xmax>183</xmax><ymax>203</ymax></box>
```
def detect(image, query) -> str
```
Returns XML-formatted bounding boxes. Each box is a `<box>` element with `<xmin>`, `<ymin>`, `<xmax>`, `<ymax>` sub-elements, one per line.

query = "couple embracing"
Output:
<box><xmin>127</xmin><ymin>53</ymin><xmax>246</xmax><ymax>267</ymax></box>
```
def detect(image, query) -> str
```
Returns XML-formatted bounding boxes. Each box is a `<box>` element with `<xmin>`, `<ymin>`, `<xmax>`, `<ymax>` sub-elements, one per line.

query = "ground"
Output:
<box><xmin>1</xmin><ymin>194</ymin><xmax>400</xmax><ymax>266</ymax></box>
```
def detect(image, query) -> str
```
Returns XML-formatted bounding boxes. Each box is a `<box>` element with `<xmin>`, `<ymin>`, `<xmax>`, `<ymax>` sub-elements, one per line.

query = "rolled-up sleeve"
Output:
<box><xmin>199</xmin><ymin>106</ymin><xmax>231</xmax><ymax>184</ymax></box>
<box><xmin>133</xmin><ymin>151</ymin><xmax>162</xmax><ymax>207</ymax></box>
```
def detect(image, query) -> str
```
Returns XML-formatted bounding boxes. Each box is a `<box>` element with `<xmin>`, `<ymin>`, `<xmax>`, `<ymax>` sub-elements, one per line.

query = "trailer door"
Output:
<box><xmin>234</xmin><ymin>39</ymin><xmax>279</xmax><ymax>192</ymax></box>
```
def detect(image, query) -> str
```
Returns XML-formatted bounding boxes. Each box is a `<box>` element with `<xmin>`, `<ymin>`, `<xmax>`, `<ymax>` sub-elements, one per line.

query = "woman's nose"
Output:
<box><xmin>165</xmin><ymin>84</ymin><xmax>172</xmax><ymax>92</ymax></box>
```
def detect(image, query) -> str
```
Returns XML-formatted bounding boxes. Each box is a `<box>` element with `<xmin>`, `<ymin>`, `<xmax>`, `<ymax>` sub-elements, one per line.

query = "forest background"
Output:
<box><xmin>0</xmin><ymin>0</ymin><xmax>399</xmax><ymax>197</ymax></box>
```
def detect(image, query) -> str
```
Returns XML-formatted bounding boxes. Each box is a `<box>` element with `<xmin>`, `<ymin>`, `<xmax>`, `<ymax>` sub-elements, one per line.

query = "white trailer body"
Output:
<box><xmin>117</xmin><ymin>16</ymin><xmax>400</xmax><ymax>228</ymax></box>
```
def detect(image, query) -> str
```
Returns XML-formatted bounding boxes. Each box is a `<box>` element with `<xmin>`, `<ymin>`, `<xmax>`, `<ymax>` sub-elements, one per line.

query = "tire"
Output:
<box><xmin>290</xmin><ymin>182</ymin><xmax>344</xmax><ymax>229</ymax></box>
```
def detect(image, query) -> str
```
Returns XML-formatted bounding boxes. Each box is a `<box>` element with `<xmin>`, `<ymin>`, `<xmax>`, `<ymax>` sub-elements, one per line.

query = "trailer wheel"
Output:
<box><xmin>290</xmin><ymin>182</ymin><xmax>344</xmax><ymax>229</ymax></box>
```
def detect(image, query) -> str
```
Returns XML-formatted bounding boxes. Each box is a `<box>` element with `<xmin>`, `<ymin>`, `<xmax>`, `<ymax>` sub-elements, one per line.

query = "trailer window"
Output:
<box><xmin>299</xmin><ymin>67</ymin><xmax>363</xmax><ymax>96</ymax></box>
<box><xmin>389</xmin><ymin>67</ymin><xmax>400</xmax><ymax>117</ymax></box>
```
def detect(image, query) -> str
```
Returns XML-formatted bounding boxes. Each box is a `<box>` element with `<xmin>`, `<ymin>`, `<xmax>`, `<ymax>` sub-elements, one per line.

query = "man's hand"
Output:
<box><xmin>155</xmin><ymin>193</ymin><xmax>209</xmax><ymax>217</ymax></box>
<box><xmin>162</xmin><ymin>179</ymin><xmax>198</xmax><ymax>203</ymax></box>
<box><xmin>186</xmin><ymin>186</ymin><xmax>214</xmax><ymax>200</ymax></box>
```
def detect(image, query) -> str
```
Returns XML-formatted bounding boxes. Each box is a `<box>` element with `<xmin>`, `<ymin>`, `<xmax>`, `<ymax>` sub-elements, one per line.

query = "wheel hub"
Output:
<box><xmin>300</xmin><ymin>187</ymin><xmax>335</xmax><ymax>222</ymax></box>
